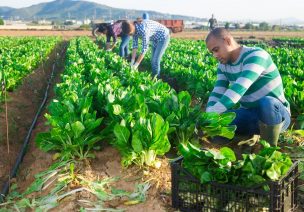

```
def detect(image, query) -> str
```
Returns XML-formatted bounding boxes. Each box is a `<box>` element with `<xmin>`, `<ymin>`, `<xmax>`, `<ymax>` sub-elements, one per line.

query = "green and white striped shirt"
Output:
<box><xmin>206</xmin><ymin>46</ymin><xmax>290</xmax><ymax>114</ymax></box>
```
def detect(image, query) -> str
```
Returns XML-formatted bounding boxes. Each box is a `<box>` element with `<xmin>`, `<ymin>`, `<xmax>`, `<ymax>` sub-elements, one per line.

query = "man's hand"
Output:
<box><xmin>131</xmin><ymin>62</ymin><xmax>139</xmax><ymax>70</ymax></box>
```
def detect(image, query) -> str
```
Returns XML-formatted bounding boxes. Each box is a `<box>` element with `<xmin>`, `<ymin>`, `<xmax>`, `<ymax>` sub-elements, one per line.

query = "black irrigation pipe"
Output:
<box><xmin>0</xmin><ymin>45</ymin><xmax>64</xmax><ymax>203</ymax></box>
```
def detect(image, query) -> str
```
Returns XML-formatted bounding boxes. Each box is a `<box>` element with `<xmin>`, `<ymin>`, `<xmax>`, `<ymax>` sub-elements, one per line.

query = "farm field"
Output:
<box><xmin>0</xmin><ymin>36</ymin><xmax>62</xmax><ymax>186</ymax></box>
<box><xmin>1</xmin><ymin>29</ymin><xmax>304</xmax><ymax>40</ymax></box>
<box><xmin>0</xmin><ymin>32</ymin><xmax>303</xmax><ymax>211</ymax></box>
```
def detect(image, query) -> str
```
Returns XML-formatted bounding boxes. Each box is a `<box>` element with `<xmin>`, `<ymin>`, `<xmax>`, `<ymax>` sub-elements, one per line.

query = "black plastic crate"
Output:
<box><xmin>171</xmin><ymin>157</ymin><xmax>299</xmax><ymax>212</ymax></box>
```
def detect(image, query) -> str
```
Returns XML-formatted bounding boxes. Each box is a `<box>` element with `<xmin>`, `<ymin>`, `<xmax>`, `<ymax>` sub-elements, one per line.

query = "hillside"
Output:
<box><xmin>0</xmin><ymin>0</ymin><xmax>204</xmax><ymax>21</ymax></box>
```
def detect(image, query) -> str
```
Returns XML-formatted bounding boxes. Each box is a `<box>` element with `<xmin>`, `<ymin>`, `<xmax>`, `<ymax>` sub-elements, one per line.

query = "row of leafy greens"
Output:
<box><xmin>36</xmin><ymin>37</ymin><xmax>236</xmax><ymax>168</ymax></box>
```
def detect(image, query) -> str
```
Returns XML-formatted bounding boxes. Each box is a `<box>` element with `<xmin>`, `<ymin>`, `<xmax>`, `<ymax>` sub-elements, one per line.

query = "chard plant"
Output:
<box><xmin>179</xmin><ymin>140</ymin><xmax>293</xmax><ymax>189</ymax></box>
<box><xmin>113</xmin><ymin>113</ymin><xmax>170</xmax><ymax>168</ymax></box>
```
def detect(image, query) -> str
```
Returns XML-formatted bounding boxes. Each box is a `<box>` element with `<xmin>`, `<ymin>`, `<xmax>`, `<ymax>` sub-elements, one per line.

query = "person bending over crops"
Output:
<box><xmin>121</xmin><ymin>19</ymin><xmax>170</xmax><ymax>78</ymax></box>
<box><xmin>96</xmin><ymin>21</ymin><xmax>131</xmax><ymax>58</ymax></box>
<box><xmin>205</xmin><ymin>28</ymin><xmax>290</xmax><ymax>146</ymax></box>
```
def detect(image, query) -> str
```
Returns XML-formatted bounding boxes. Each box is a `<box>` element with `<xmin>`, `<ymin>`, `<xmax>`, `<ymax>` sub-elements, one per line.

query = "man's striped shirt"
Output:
<box><xmin>206</xmin><ymin>46</ymin><xmax>290</xmax><ymax>114</ymax></box>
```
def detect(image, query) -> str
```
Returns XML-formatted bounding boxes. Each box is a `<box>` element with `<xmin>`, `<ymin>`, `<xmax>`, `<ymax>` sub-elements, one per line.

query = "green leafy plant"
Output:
<box><xmin>179</xmin><ymin>140</ymin><xmax>293</xmax><ymax>188</ymax></box>
<box><xmin>179</xmin><ymin>142</ymin><xmax>236</xmax><ymax>184</ymax></box>
<box><xmin>198</xmin><ymin>112</ymin><xmax>237</xmax><ymax>139</ymax></box>
<box><xmin>0</xmin><ymin>37</ymin><xmax>61</xmax><ymax>99</ymax></box>
<box><xmin>36</xmin><ymin>96</ymin><xmax>104</xmax><ymax>160</ymax></box>
<box><xmin>113</xmin><ymin>113</ymin><xmax>170</xmax><ymax>167</ymax></box>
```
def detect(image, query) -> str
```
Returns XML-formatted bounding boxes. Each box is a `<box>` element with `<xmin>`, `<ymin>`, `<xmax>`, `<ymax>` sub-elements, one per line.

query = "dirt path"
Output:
<box><xmin>1</xmin><ymin>29</ymin><xmax>303</xmax><ymax>40</ymax></box>
<box><xmin>172</xmin><ymin>30</ymin><xmax>304</xmax><ymax>40</ymax></box>
<box><xmin>15</xmin><ymin>141</ymin><xmax>172</xmax><ymax>211</ymax></box>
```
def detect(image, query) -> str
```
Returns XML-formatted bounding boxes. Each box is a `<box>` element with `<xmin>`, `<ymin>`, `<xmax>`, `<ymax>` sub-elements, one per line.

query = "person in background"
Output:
<box><xmin>94</xmin><ymin>22</ymin><xmax>114</xmax><ymax>50</ymax></box>
<box><xmin>208</xmin><ymin>14</ymin><xmax>218</xmax><ymax>30</ymax></box>
<box><xmin>92</xmin><ymin>22</ymin><xmax>110</xmax><ymax>38</ymax></box>
<box><xmin>143</xmin><ymin>12</ymin><xmax>149</xmax><ymax>20</ymax></box>
<box><xmin>205</xmin><ymin>28</ymin><xmax>290</xmax><ymax>146</ymax></box>
<box><xmin>121</xmin><ymin>19</ymin><xmax>170</xmax><ymax>78</ymax></box>
<box><xmin>114</xmin><ymin>20</ymin><xmax>131</xmax><ymax>58</ymax></box>
<box><xmin>95</xmin><ymin>20</ymin><xmax>130</xmax><ymax>58</ymax></box>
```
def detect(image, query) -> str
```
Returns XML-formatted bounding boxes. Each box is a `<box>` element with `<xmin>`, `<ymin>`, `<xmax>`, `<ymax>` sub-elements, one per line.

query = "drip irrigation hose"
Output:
<box><xmin>0</xmin><ymin>44</ymin><xmax>65</xmax><ymax>203</ymax></box>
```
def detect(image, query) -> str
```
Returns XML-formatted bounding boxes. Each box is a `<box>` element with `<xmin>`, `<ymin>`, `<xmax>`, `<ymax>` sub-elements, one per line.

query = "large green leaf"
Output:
<box><xmin>200</xmin><ymin>171</ymin><xmax>212</xmax><ymax>183</ymax></box>
<box><xmin>71</xmin><ymin>121</ymin><xmax>85</xmax><ymax>138</ymax></box>
<box><xmin>35</xmin><ymin>132</ymin><xmax>58</xmax><ymax>152</ymax></box>
<box><xmin>266</xmin><ymin>163</ymin><xmax>281</xmax><ymax>180</ymax></box>
<box><xmin>149</xmin><ymin>113</ymin><xmax>170</xmax><ymax>155</ymax></box>
<box><xmin>220</xmin><ymin>147</ymin><xmax>236</xmax><ymax>161</ymax></box>
<box><xmin>114</xmin><ymin>124</ymin><xmax>130</xmax><ymax>142</ymax></box>
<box><xmin>132</xmin><ymin>130</ymin><xmax>143</xmax><ymax>153</ymax></box>
<box><xmin>219</xmin><ymin>112</ymin><xmax>236</xmax><ymax>126</ymax></box>
<box><xmin>219</xmin><ymin>126</ymin><xmax>237</xmax><ymax>139</ymax></box>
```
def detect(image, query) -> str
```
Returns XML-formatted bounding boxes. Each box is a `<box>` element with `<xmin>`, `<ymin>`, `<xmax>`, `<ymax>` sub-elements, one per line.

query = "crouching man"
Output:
<box><xmin>205</xmin><ymin>28</ymin><xmax>290</xmax><ymax>146</ymax></box>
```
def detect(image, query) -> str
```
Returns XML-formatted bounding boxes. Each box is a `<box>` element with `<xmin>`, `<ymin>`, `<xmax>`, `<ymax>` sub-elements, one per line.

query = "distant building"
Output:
<box><xmin>64</xmin><ymin>19</ymin><xmax>77</xmax><ymax>25</ymax></box>
<box><xmin>83</xmin><ymin>19</ymin><xmax>91</xmax><ymax>25</ymax></box>
<box><xmin>184</xmin><ymin>20</ymin><xmax>208</xmax><ymax>29</ymax></box>
<box><xmin>38</xmin><ymin>19</ymin><xmax>52</xmax><ymax>25</ymax></box>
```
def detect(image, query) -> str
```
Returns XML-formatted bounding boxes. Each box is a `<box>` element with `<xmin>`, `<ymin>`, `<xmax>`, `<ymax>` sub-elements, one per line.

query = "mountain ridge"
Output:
<box><xmin>0</xmin><ymin>0</ymin><xmax>205</xmax><ymax>21</ymax></box>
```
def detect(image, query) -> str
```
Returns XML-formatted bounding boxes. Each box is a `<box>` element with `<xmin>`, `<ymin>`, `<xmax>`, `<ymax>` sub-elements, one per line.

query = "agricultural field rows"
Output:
<box><xmin>0</xmin><ymin>35</ymin><xmax>303</xmax><ymax>211</ymax></box>
<box><xmin>0</xmin><ymin>38</ymin><xmax>235</xmax><ymax>209</ymax></box>
<box><xmin>0</xmin><ymin>37</ymin><xmax>34</xmax><ymax>49</ymax></box>
<box><xmin>272</xmin><ymin>37</ymin><xmax>304</xmax><ymax>47</ymax></box>
<box><xmin>36</xmin><ymin>36</ymin><xmax>235</xmax><ymax>165</ymax></box>
<box><xmin>0</xmin><ymin>37</ymin><xmax>61</xmax><ymax>100</ymax></box>
<box><xmin>0</xmin><ymin>37</ymin><xmax>236</xmax><ymax>210</ymax></box>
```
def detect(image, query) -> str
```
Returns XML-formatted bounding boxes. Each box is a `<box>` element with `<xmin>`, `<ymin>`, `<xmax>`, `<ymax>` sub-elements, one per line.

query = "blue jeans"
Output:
<box><xmin>151</xmin><ymin>35</ymin><xmax>170</xmax><ymax>77</ymax></box>
<box><xmin>228</xmin><ymin>96</ymin><xmax>290</xmax><ymax>135</ymax></box>
<box><xmin>119</xmin><ymin>35</ymin><xmax>130</xmax><ymax>58</ymax></box>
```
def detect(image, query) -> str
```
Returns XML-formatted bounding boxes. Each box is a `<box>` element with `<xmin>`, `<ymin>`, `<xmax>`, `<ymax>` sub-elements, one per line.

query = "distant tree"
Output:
<box><xmin>64</xmin><ymin>20</ymin><xmax>74</xmax><ymax>25</ymax></box>
<box><xmin>51</xmin><ymin>20</ymin><xmax>63</xmax><ymax>25</ymax></box>
<box><xmin>0</xmin><ymin>18</ymin><xmax>4</xmax><ymax>25</ymax></box>
<box><xmin>244</xmin><ymin>23</ymin><xmax>254</xmax><ymax>30</ymax></box>
<box><xmin>234</xmin><ymin>23</ymin><xmax>240</xmax><ymax>29</ymax></box>
<box><xmin>225</xmin><ymin>22</ymin><xmax>230</xmax><ymax>29</ymax></box>
<box><xmin>259</xmin><ymin>22</ymin><xmax>270</xmax><ymax>31</ymax></box>
<box><xmin>79</xmin><ymin>24</ymin><xmax>90</xmax><ymax>30</ymax></box>
<box><xmin>272</xmin><ymin>25</ymin><xmax>281</xmax><ymax>31</ymax></box>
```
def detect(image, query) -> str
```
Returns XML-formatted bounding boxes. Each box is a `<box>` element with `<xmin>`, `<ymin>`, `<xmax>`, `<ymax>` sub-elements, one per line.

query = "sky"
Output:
<box><xmin>1</xmin><ymin>0</ymin><xmax>304</xmax><ymax>22</ymax></box>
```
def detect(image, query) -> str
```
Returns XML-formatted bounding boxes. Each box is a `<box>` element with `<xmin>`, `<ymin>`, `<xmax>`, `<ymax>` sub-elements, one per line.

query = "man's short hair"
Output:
<box><xmin>205</xmin><ymin>27</ymin><xmax>231</xmax><ymax>43</ymax></box>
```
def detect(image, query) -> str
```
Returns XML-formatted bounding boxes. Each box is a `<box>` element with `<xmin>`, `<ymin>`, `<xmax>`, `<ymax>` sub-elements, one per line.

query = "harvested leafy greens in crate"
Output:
<box><xmin>171</xmin><ymin>141</ymin><xmax>299</xmax><ymax>211</ymax></box>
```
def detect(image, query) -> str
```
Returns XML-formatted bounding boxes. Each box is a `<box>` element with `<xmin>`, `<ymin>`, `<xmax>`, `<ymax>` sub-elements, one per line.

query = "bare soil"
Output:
<box><xmin>1</xmin><ymin>29</ymin><xmax>304</xmax><ymax>40</ymax></box>
<box><xmin>173</xmin><ymin>30</ymin><xmax>304</xmax><ymax>40</ymax></box>
<box><xmin>15</xmin><ymin>142</ymin><xmax>172</xmax><ymax>211</ymax></box>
